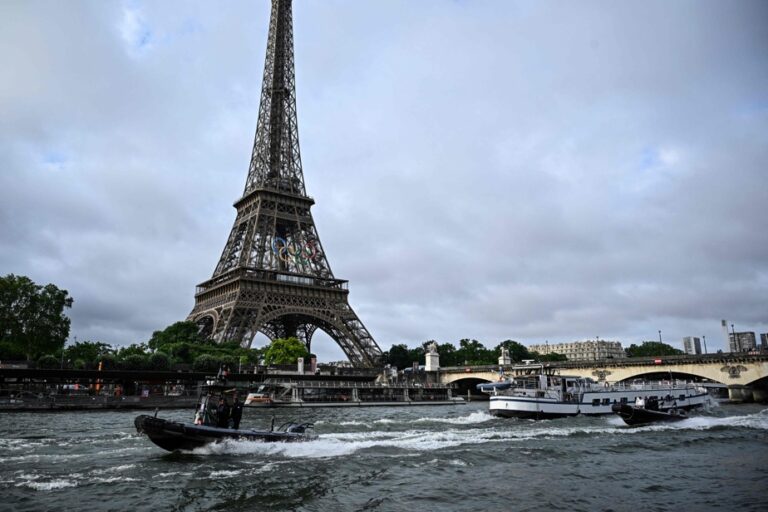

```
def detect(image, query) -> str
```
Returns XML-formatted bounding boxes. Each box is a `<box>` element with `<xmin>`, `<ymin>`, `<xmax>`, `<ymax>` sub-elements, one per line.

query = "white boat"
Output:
<box><xmin>245</xmin><ymin>378</ymin><xmax>464</xmax><ymax>408</ymax></box>
<box><xmin>479</xmin><ymin>364</ymin><xmax>712</xmax><ymax>419</ymax></box>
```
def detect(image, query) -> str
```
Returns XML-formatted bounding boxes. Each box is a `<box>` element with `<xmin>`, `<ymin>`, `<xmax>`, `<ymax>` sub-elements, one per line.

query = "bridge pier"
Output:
<box><xmin>727</xmin><ymin>385</ymin><xmax>754</xmax><ymax>403</ymax></box>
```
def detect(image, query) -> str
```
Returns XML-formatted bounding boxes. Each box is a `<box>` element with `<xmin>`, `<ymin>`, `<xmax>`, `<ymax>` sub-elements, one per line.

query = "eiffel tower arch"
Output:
<box><xmin>187</xmin><ymin>0</ymin><xmax>382</xmax><ymax>367</ymax></box>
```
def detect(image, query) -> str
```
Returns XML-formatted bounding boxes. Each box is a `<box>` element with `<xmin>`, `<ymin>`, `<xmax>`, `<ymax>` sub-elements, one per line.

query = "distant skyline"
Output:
<box><xmin>1</xmin><ymin>1</ymin><xmax>766</xmax><ymax>361</ymax></box>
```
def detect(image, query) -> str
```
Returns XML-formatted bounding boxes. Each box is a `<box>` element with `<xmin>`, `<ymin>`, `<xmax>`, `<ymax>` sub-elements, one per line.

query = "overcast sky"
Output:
<box><xmin>1</xmin><ymin>0</ymin><xmax>766</xmax><ymax>361</ymax></box>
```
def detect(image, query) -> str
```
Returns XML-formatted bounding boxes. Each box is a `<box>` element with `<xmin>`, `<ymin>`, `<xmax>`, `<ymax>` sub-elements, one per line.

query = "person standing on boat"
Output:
<box><xmin>231</xmin><ymin>394</ymin><xmax>243</xmax><ymax>430</ymax></box>
<box><xmin>216</xmin><ymin>397</ymin><xmax>230</xmax><ymax>428</ymax></box>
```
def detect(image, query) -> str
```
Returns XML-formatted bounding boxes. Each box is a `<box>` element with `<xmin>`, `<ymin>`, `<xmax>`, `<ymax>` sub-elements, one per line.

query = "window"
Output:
<box><xmin>592</xmin><ymin>399</ymin><xmax>600</xmax><ymax>406</ymax></box>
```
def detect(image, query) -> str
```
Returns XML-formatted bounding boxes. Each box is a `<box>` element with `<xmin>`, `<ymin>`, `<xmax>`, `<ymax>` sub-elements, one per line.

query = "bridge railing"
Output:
<box><xmin>438</xmin><ymin>352</ymin><xmax>768</xmax><ymax>373</ymax></box>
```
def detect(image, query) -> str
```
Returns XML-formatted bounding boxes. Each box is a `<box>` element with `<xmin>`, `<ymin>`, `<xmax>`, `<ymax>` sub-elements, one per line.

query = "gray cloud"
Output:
<box><xmin>1</xmin><ymin>0</ymin><xmax>766</xmax><ymax>360</ymax></box>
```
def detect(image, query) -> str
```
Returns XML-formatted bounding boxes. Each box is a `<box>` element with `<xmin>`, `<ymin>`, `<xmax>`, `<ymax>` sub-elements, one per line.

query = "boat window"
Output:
<box><xmin>620</xmin><ymin>397</ymin><xmax>627</xmax><ymax>404</ymax></box>
<box><xmin>679</xmin><ymin>394</ymin><xmax>686</xmax><ymax>401</ymax></box>
<box><xmin>592</xmin><ymin>399</ymin><xmax>600</xmax><ymax>406</ymax></box>
<box><xmin>602</xmin><ymin>398</ymin><xmax>610</xmax><ymax>405</ymax></box>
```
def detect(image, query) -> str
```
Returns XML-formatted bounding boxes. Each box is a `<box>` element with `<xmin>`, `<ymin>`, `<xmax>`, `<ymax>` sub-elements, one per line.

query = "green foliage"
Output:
<box><xmin>625</xmin><ymin>342</ymin><xmax>683</xmax><ymax>357</ymax></box>
<box><xmin>37</xmin><ymin>354</ymin><xmax>60</xmax><ymax>369</ymax></box>
<box><xmin>64</xmin><ymin>341</ymin><xmax>114</xmax><ymax>366</ymax></box>
<box><xmin>120</xmin><ymin>354</ymin><xmax>149</xmax><ymax>370</ymax></box>
<box><xmin>263</xmin><ymin>337</ymin><xmax>309</xmax><ymax>365</ymax></box>
<box><xmin>0</xmin><ymin>274</ymin><xmax>73</xmax><ymax>360</ymax></box>
<box><xmin>148</xmin><ymin>351</ymin><xmax>171</xmax><ymax>371</ymax></box>
<box><xmin>455</xmin><ymin>339</ymin><xmax>495</xmax><ymax>365</ymax></box>
<box><xmin>384</xmin><ymin>343</ymin><xmax>414</xmax><ymax>369</ymax></box>
<box><xmin>100</xmin><ymin>353</ymin><xmax>117</xmax><ymax>370</ymax></box>
<box><xmin>192</xmin><ymin>354</ymin><xmax>220</xmax><ymax>373</ymax></box>
<box><xmin>494</xmin><ymin>340</ymin><xmax>532</xmax><ymax>362</ymax></box>
<box><xmin>116</xmin><ymin>343</ymin><xmax>149</xmax><ymax>359</ymax></box>
<box><xmin>532</xmin><ymin>351</ymin><xmax>568</xmax><ymax>362</ymax></box>
<box><xmin>432</xmin><ymin>342</ymin><xmax>459</xmax><ymax>367</ymax></box>
<box><xmin>147</xmin><ymin>321</ymin><xmax>206</xmax><ymax>351</ymax></box>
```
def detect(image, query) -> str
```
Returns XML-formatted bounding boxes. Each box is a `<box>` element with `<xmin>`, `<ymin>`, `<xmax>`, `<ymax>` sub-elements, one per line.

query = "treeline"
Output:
<box><xmin>2</xmin><ymin>274</ymin><xmax>683</xmax><ymax>372</ymax></box>
<box><xmin>36</xmin><ymin>321</ymin><xmax>266</xmax><ymax>373</ymax></box>
<box><xmin>1</xmin><ymin>274</ymin><xmax>307</xmax><ymax>372</ymax></box>
<box><xmin>382</xmin><ymin>339</ymin><xmax>566</xmax><ymax>369</ymax></box>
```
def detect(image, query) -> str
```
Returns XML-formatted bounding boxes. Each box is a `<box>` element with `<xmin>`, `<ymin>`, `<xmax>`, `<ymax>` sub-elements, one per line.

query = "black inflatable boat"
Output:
<box><xmin>134</xmin><ymin>414</ymin><xmax>315</xmax><ymax>451</ymax></box>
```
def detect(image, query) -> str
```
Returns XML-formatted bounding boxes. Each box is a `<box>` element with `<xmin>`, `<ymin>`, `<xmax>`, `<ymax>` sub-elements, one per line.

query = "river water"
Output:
<box><xmin>1</xmin><ymin>402</ymin><xmax>766</xmax><ymax>511</ymax></box>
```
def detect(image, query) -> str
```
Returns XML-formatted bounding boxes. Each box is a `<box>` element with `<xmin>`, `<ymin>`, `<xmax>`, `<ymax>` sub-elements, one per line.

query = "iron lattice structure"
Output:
<box><xmin>187</xmin><ymin>0</ymin><xmax>382</xmax><ymax>367</ymax></box>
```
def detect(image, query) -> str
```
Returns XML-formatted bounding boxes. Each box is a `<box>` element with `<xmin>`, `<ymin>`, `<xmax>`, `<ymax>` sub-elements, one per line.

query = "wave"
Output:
<box><xmin>15</xmin><ymin>478</ymin><xmax>77</xmax><ymax>491</ymax></box>
<box><xmin>413</xmin><ymin>410</ymin><xmax>496</xmax><ymax>425</ymax></box>
<box><xmin>167</xmin><ymin>408</ymin><xmax>768</xmax><ymax>459</ymax></box>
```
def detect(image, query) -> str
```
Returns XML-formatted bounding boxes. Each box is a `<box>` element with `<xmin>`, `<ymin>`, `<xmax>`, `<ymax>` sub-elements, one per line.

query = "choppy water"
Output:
<box><xmin>1</xmin><ymin>402</ymin><xmax>766</xmax><ymax>511</ymax></box>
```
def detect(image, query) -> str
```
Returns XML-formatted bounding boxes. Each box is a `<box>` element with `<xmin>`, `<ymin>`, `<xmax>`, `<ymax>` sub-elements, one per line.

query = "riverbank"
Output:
<box><xmin>0</xmin><ymin>394</ymin><xmax>198</xmax><ymax>412</ymax></box>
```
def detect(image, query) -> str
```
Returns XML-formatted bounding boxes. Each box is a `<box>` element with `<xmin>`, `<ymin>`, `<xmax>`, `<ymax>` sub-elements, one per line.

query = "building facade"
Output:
<box><xmin>528</xmin><ymin>340</ymin><xmax>626</xmax><ymax>361</ymax></box>
<box><xmin>729</xmin><ymin>332</ymin><xmax>757</xmax><ymax>353</ymax></box>
<box><xmin>683</xmin><ymin>336</ymin><xmax>702</xmax><ymax>355</ymax></box>
<box><xmin>760</xmin><ymin>333</ymin><xmax>768</xmax><ymax>351</ymax></box>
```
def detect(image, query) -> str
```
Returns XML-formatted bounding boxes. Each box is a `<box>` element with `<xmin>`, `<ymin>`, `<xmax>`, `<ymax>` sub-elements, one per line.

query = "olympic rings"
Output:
<box><xmin>271</xmin><ymin>236</ymin><xmax>320</xmax><ymax>267</ymax></box>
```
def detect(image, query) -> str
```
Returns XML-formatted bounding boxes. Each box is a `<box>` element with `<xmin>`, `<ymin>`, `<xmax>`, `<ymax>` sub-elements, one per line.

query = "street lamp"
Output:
<box><xmin>658</xmin><ymin>330</ymin><xmax>662</xmax><ymax>343</ymax></box>
<box><xmin>702</xmin><ymin>335</ymin><xmax>707</xmax><ymax>354</ymax></box>
<box><xmin>731</xmin><ymin>323</ymin><xmax>737</xmax><ymax>351</ymax></box>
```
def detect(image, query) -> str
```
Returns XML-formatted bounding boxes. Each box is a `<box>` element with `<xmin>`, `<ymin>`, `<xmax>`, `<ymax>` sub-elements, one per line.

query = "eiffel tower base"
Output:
<box><xmin>187</xmin><ymin>271</ymin><xmax>381</xmax><ymax>368</ymax></box>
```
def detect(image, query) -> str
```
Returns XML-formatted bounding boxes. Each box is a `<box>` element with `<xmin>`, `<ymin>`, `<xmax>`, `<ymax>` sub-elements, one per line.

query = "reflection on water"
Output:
<box><xmin>1</xmin><ymin>403</ymin><xmax>767</xmax><ymax>511</ymax></box>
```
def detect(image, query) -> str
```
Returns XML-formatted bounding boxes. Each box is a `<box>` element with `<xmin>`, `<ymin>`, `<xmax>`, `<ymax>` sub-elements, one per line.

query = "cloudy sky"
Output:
<box><xmin>1</xmin><ymin>0</ymin><xmax>766</xmax><ymax>361</ymax></box>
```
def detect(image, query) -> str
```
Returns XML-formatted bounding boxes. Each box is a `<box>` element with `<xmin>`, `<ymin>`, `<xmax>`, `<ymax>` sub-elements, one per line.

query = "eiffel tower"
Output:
<box><xmin>187</xmin><ymin>0</ymin><xmax>382</xmax><ymax>367</ymax></box>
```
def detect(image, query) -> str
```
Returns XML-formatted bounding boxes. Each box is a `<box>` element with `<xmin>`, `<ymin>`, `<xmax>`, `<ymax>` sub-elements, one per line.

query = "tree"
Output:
<box><xmin>37</xmin><ymin>354</ymin><xmax>60</xmax><ymax>369</ymax></box>
<box><xmin>120</xmin><ymin>354</ymin><xmax>148</xmax><ymax>370</ymax></box>
<box><xmin>384</xmin><ymin>343</ymin><xmax>414</xmax><ymax>369</ymax></box>
<box><xmin>147</xmin><ymin>321</ymin><xmax>207</xmax><ymax>352</ymax></box>
<box><xmin>193</xmin><ymin>354</ymin><xmax>219</xmax><ymax>373</ymax></box>
<box><xmin>434</xmin><ymin>342</ymin><xmax>459</xmax><ymax>367</ymax></box>
<box><xmin>116</xmin><ymin>343</ymin><xmax>149</xmax><ymax>359</ymax></box>
<box><xmin>625</xmin><ymin>342</ymin><xmax>683</xmax><ymax>357</ymax></box>
<box><xmin>64</xmin><ymin>341</ymin><xmax>114</xmax><ymax>367</ymax></box>
<box><xmin>456</xmin><ymin>339</ymin><xmax>495</xmax><ymax>365</ymax></box>
<box><xmin>263</xmin><ymin>337</ymin><xmax>309</xmax><ymax>365</ymax></box>
<box><xmin>148</xmin><ymin>351</ymin><xmax>171</xmax><ymax>371</ymax></box>
<box><xmin>532</xmin><ymin>351</ymin><xmax>568</xmax><ymax>362</ymax></box>
<box><xmin>494</xmin><ymin>340</ymin><xmax>531</xmax><ymax>362</ymax></box>
<box><xmin>0</xmin><ymin>274</ymin><xmax>73</xmax><ymax>360</ymax></box>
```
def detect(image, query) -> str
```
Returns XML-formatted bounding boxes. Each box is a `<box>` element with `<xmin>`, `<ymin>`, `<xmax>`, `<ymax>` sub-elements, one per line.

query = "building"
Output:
<box><xmin>729</xmin><ymin>332</ymin><xmax>757</xmax><ymax>353</ymax></box>
<box><xmin>760</xmin><ymin>333</ymin><xmax>768</xmax><ymax>351</ymax></box>
<box><xmin>528</xmin><ymin>340</ymin><xmax>626</xmax><ymax>361</ymax></box>
<box><xmin>682</xmin><ymin>336</ymin><xmax>702</xmax><ymax>355</ymax></box>
<box><xmin>721</xmin><ymin>319</ymin><xmax>731</xmax><ymax>349</ymax></box>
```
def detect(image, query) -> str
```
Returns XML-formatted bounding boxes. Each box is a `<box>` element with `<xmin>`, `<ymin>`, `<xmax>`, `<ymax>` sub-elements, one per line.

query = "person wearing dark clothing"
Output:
<box><xmin>231</xmin><ymin>395</ymin><xmax>244</xmax><ymax>430</ymax></box>
<box><xmin>216</xmin><ymin>398</ymin><xmax>230</xmax><ymax>428</ymax></box>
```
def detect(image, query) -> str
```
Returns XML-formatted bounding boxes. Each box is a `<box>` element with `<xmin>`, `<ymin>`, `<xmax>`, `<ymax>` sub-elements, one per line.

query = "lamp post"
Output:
<box><xmin>658</xmin><ymin>330</ymin><xmax>662</xmax><ymax>343</ymax></box>
<box><xmin>731</xmin><ymin>324</ymin><xmax>737</xmax><ymax>352</ymax></box>
<box><xmin>702</xmin><ymin>335</ymin><xmax>707</xmax><ymax>354</ymax></box>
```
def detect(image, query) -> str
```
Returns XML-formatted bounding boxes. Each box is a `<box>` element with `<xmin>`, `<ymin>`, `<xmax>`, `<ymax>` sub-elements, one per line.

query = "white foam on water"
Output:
<box><xmin>0</xmin><ymin>454</ymin><xmax>41</xmax><ymax>464</ymax></box>
<box><xmin>207</xmin><ymin>469</ymin><xmax>244</xmax><ymax>479</ymax></box>
<box><xmin>16</xmin><ymin>479</ymin><xmax>77</xmax><ymax>491</ymax></box>
<box><xmin>104</xmin><ymin>464</ymin><xmax>136</xmax><ymax>473</ymax></box>
<box><xmin>90</xmin><ymin>476</ymin><xmax>140</xmax><ymax>483</ymax></box>
<box><xmin>413</xmin><ymin>410</ymin><xmax>496</xmax><ymax>425</ymax></box>
<box><xmin>166</xmin><ymin>408</ymin><xmax>768</xmax><ymax>460</ymax></box>
<box><xmin>155</xmin><ymin>471</ymin><xmax>195</xmax><ymax>478</ymax></box>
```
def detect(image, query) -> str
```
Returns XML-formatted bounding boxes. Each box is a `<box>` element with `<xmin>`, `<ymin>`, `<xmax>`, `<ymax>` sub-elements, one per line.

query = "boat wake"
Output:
<box><xmin>164</xmin><ymin>408</ymin><xmax>768</xmax><ymax>459</ymax></box>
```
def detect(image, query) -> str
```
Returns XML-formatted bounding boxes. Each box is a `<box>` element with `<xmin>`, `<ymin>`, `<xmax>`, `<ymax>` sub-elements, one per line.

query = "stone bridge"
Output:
<box><xmin>436</xmin><ymin>353</ymin><xmax>768</xmax><ymax>402</ymax></box>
